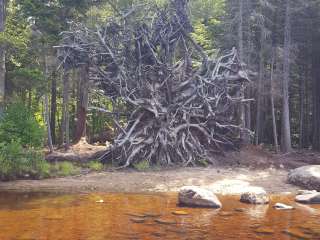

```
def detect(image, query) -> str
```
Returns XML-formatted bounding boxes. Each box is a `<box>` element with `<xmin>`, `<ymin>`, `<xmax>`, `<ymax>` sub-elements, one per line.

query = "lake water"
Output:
<box><xmin>0</xmin><ymin>192</ymin><xmax>319</xmax><ymax>239</ymax></box>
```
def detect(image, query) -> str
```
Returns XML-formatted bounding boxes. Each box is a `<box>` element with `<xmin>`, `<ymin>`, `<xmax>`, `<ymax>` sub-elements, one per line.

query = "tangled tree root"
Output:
<box><xmin>57</xmin><ymin>0</ymin><xmax>250</xmax><ymax>167</ymax></box>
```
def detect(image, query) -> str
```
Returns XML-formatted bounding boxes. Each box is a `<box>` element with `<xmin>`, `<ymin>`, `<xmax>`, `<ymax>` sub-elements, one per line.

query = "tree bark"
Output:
<box><xmin>255</xmin><ymin>28</ymin><xmax>265</xmax><ymax>145</ymax></box>
<box><xmin>304</xmin><ymin>64</ymin><xmax>310</xmax><ymax>148</ymax></box>
<box><xmin>311</xmin><ymin>20</ymin><xmax>320</xmax><ymax>150</ymax></box>
<box><xmin>238</xmin><ymin>0</ymin><xmax>249</xmax><ymax>143</ymax></box>
<box><xmin>245</xmin><ymin>0</ymin><xmax>253</xmax><ymax>137</ymax></box>
<box><xmin>0</xmin><ymin>0</ymin><xmax>5</xmax><ymax>111</ymax></box>
<box><xmin>44</xmin><ymin>94</ymin><xmax>54</xmax><ymax>153</ymax></box>
<box><xmin>62</xmin><ymin>70</ymin><xmax>70</xmax><ymax>149</ymax></box>
<box><xmin>50</xmin><ymin>73</ymin><xmax>57</xmax><ymax>144</ymax></box>
<box><xmin>281</xmin><ymin>0</ymin><xmax>292</xmax><ymax>153</ymax></box>
<box><xmin>312</xmin><ymin>58</ymin><xmax>320</xmax><ymax>150</ymax></box>
<box><xmin>74</xmin><ymin>64</ymin><xmax>89</xmax><ymax>143</ymax></box>
<box><xmin>299</xmin><ymin>67</ymin><xmax>306</xmax><ymax>149</ymax></box>
<box><xmin>270</xmin><ymin>48</ymin><xmax>279</xmax><ymax>152</ymax></box>
<box><xmin>44</xmin><ymin>55</ymin><xmax>54</xmax><ymax>153</ymax></box>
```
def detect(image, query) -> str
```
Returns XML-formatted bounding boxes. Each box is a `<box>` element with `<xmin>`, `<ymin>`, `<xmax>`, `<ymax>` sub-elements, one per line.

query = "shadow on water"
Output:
<box><xmin>0</xmin><ymin>192</ymin><xmax>319</xmax><ymax>239</ymax></box>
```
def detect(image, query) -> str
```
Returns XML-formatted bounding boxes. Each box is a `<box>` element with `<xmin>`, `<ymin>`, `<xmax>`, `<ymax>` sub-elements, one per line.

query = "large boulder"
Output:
<box><xmin>295</xmin><ymin>192</ymin><xmax>320</xmax><ymax>204</ymax></box>
<box><xmin>178</xmin><ymin>186</ymin><xmax>222</xmax><ymax>208</ymax></box>
<box><xmin>288</xmin><ymin>165</ymin><xmax>320</xmax><ymax>191</ymax></box>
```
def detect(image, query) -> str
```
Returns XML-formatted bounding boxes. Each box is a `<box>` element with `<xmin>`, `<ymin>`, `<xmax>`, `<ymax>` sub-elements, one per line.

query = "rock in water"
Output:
<box><xmin>297</xmin><ymin>190</ymin><xmax>317</xmax><ymax>195</ymax></box>
<box><xmin>240</xmin><ymin>192</ymin><xmax>269</xmax><ymax>205</ymax></box>
<box><xmin>273</xmin><ymin>203</ymin><xmax>294</xmax><ymax>210</ymax></box>
<box><xmin>254</xmin><ymin>227</ymin><xmax>275</xmax><ymax>235</ymax></box>
<box><xmin>295</xmin><ymin>192</ymin><xmax>320</xmax><ymax>204</ymax></box>
<box><xmin>130</xmin><ymin>218</ymin><xmax>145</xmax><ymax>223</ymax></box>
<box><xmin>172</xmin><ymin>210</ymin><xmax>189</xmax><ymax>216</ymax></box>
<box><xmin>288</xmin><ymin>165</ymin><xmax>320</xmax><ymax>191</ymax></box>
<box><xmin>178</xmin><ymin>186</ymin><xmax>222</xmax><ymax>208</ymax></box>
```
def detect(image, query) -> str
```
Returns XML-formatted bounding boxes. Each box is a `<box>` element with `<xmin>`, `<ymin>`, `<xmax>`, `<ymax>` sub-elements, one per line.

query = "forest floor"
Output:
<box><xmin>0</xmin><ymin>145</ymin><xmax>319</xmax><ymax>194</ymax></box>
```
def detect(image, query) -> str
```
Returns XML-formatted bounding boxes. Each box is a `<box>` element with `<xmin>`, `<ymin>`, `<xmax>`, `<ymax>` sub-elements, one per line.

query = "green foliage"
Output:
<box><xmin>191</xmin><ymin>21</ymin><xmax>214</xmax><ymax>53</ymax></box>
<box><xmin>198</xmin><ymin>159</ymin><xmax>209</xmax><ymax>167</ymax></box>
<box><xmin>133</xmin><ymin>160</ymin><xmax>150</xmax><ymax>171</ymax></box>
<box><xmin>0</xmin><ymin>1</ymin><xmax>30</xmax><ymax>50</ymax></box>
<box><xmin>87</xmin><ymin>161</ymin><xmax>104</xmax><ymax>171</ymax></box>
<box><xmin>9</xmin><ymin>68</ymin><xmax>45</xmax><ymax>92</ymax></box>
<box><xmin>51</xmin><ymin>162</ymin><xmax>81</xmax><ymax>177</ymax></box>
<box><xmin>0</xmin><ymin>142</ymin><xmax>50</xmax><ymax>180</ymax></box>
<box><xmin>0</xmin><ymin>103</ymin><xmax>45</xmax><ymax>147</ymax></box>
<box><xmin>190</xmin><ymin>0</ymin><xmax>225</xmax><ymax>21</ymax></box>
<box><xmin>0</xmin><ymin>102</ymin><xmax>47</xmax><ymax>181</ymax></box>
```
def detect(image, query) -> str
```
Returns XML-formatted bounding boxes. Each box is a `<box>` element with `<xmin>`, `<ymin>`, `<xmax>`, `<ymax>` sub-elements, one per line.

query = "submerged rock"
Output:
<box><xmin>130</xmin><ymin>218</ymin><xmax>145</xmax><ymax>223</ymax></box>
<box><xmin>295</xmin><ymin>192</ymin><xmax>320</xmax><ymax>204</ymax></box>
<box><xmin>178</xmin><ymin>186</ymin><xmax>222</xmax><ymax>208</ymax></box>
<box><xmin>143</xmin><ymin>212</ymin><xmax>161</xmax><ymax>218</ymax></box>
<box><xmin>254</xmin><ymin>227</ymin><xmax>275</xmax><ymax>235</ymax></box>
<box><xmin>288</xmin><ymin>165</ymin><xmax>320</xmax><ymax>191</ymax></box>
<box><xmin>240</xmin><ymin>191</ymin><xmax>269</xmax><ymax>205</ymax></box>
<box><xmin>282</xmin><ymin>229</ymin><xmax>312</xmax><ymax>239</ymax></box>
<box><xmin>273</xmin><ymin>203</ymin><xmax>294</xmax><ymax>210</ymax></box>
<box><xmin>234</xmin><ymin>208</ymin><xmax>246</xmax><ymax>212</ymax></box>
<box><xmin>172</xmin><ymin>210</ymin><xmax>189</xmax><ymax>216</ymax></box>
<box><xmin>218</xmin><ymin>211</ymin><xmax>233</xmax><ymax>217</ymax></box>
<box><xmin>154</xmin><ymin>218</ymin><xmax>176</xmax><ymax>225</ymax></box>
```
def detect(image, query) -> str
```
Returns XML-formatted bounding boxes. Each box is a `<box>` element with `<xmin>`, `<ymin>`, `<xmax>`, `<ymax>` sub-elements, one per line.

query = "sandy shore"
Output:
<box><xmin>0</xmin><ymin>167</ymin><xmax>299</xmax><ymax>194</ymax></box>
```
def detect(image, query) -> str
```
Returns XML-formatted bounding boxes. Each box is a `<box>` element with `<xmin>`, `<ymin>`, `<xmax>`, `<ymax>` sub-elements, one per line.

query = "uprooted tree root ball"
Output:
<box><xmin>56</xmin><ymin>0</ymin><xmax>250</xmax><ymax>168</ymax></box>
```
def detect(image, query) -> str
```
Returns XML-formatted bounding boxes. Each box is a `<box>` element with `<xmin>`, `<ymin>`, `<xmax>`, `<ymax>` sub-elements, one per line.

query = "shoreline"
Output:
<box><xmin>0</xmin><ymin>167</ymin><xmax>299</xmax><ymax>195</ymax></box>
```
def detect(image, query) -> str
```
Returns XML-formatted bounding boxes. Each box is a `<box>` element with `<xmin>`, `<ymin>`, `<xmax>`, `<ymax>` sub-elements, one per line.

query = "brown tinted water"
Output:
<box><xmin>0</xmin><ymin>192</ymin><xmax>319</xmax><ymax>240</ymax></box>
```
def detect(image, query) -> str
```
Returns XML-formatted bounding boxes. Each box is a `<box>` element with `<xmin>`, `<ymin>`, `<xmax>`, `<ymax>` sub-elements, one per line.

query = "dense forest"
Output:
<box><xmin>1</xmin><ymin>0</ymin><xmax>320</xmax><ymax>177</ymax></box>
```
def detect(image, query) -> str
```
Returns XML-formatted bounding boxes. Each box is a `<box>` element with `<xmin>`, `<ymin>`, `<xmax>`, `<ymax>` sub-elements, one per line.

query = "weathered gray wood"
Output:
<box><xmin>56</xmin><ymin>1</ymin><xmax>250</xmax><ymax>167</ymax></box>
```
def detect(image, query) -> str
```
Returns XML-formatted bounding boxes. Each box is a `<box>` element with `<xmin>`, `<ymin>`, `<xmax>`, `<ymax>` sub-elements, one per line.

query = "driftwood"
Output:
<box><xmin>56</xmin><ymin>0</ymin><xmax>250</xmax><ymax>167</ymax></box>
<box><xmin>46</xmin><ymin>138</ymin><xmax>108</xmax><ymax>163</ymax></box>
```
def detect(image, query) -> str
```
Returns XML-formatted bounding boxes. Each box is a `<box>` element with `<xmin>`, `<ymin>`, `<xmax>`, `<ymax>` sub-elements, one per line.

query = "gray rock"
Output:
<box><xmin>297</xmin><ymin>190</ymin><xmax>317</xmax><ymax>195</ymax></box>
<box><xmin>240</xmin><ymin>192</ymin><xmax>269</xmax><ymax>205</ymax></box>
<box><xmin>288</xmin><ymin>165</ymin><xmax>320</xmax><ymax>191</ymax></box>
<box><xmin>295</xmin><ymin>192</ymin><xmax>320</xmax><ymax>204</ymax></box>
<box><xmin>178</xmin><ymin>186</ymin><xmax>222</xmax><ymax>208</ymax></box>
<box><xmin>273</xmin><ymin>203</ymin><xmax>294</xmax><ymax>210</ymax></box>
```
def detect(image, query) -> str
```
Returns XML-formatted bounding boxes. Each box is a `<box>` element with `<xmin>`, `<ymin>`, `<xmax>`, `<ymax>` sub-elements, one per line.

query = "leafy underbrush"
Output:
<box><xmin>87</xmin><ymin>161</ymin><xmax>104</xmax><ymax>171</ymax></box>
<box><xmin>0</xmin><ymin>103</ymin><xmax>49</xmax><ymax>180</ymax></box>
<box><xmin>0</xmin><ymin>141</ymin><xmax>50</xmax><ymax>180</ymax></box>
<box><xmin>50</xmin><ymin>161</ymin><xmax>81</xmax><ymax>177</ymax></box>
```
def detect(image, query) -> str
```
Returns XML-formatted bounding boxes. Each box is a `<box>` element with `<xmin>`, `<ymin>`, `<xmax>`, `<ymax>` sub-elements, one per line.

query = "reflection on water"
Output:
<box><xmin>0</xmin><ymin>192</ymin><xmax>319</xmax><ymax>239</ymax></box>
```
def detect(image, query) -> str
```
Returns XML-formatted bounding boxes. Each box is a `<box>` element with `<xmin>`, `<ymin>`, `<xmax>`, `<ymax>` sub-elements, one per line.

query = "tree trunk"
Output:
<box><xmin>238</xmin><ymin>0</ymin><xmax>249</xmax><ymax>143</ymax></box>
<box><xmin>62</xmin><ymin>70</ymin><xmax>70</xmax><ymax>149</ymax></box>
<box><xmin>270</xmin><ymin>48</ymin><xmax>279</xmax><ymax>152</ymax></box>
<box><xmin>311</xmin><ymin>22</ymin><xmax>320</xmax><ymax>150</ymax></box>
<box><xmin>44</xmin><ymin>94</ymin><xmax>54</xmax><ymax>153</ymax></box>
<box><xmin>312</xmin><ymin>58</ymin><xmax>320</xmax><ymax>150</ymax></box>
<box><xmin>281</xmin><ymin>0</ymin><xmax>292</xmax><ymax>153</ymax></box>
<box><xmin>245</xmin><ymin>0</ymin><xmax>253</xmax><ymax>136</ymax></box>
<box><xmin>44</xmin><ymin>55</ymin><xmax>54</xmax><ymax>153</ymax></box>
<box><xmin>74</xmin><ymin>65</ymin><xmax>89</xmax><ymax>143</ymax></box>
<box><xmin>0</xmin><ymin>0</ymin><xmax>5</xmax><ymax>111</ymax></box>
<box><xmin>50</xmin><ymin>73</ymin><xmax>57</xmax><ymax>144</ymax></box>
<box><xmin>299</xmin><ymin>68</ymin><xmax>306</xmax><ymax>149</ymax></box>
<box><xmin>255</xmin><ymin>28</ymin><xmax>265</xmax><ymax>145</ymax></box>
<box><xmin>304</xmin><ymin>64</ymin><xmax>310</xmax><ymax>148</ymax></box>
